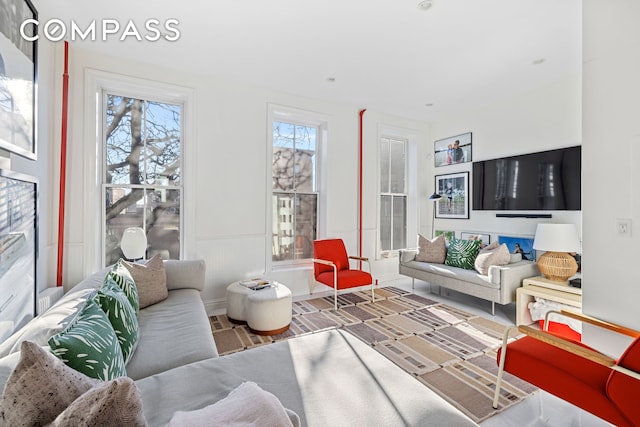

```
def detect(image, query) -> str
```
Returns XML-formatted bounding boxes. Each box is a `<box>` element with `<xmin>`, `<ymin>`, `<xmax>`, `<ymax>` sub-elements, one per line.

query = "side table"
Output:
<box><xmin>516</xmin><ymin>276</ymin><xmax>582</xmax><ymax>326</ymax></box>
<box><xmin>226</xmin><ymin>281</ymin><xmax>292</xmax><ymax>335</ymax></box>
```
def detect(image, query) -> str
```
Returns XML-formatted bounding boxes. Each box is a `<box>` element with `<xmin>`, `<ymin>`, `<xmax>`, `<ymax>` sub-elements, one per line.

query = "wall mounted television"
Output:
<box><xmin>472</xmin><ymin>146</ymin><xmax>581</xmax><ymax>211</ymax></box>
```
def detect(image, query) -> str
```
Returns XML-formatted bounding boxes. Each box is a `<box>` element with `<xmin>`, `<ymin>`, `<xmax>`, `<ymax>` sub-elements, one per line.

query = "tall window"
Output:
<box><xmin>102</xmin><ymin>93</ymin><xmax>183</xmax><ymax>265</ymax></box>
<box><xmin>272</xmin><ymin>121</ymin><xmax>318</xmax><ymax>262</ymax></box>
<box><xmin>380</xmin><ymin>136</ymin><xmax>407</xmax><ymax>254</ymax></box>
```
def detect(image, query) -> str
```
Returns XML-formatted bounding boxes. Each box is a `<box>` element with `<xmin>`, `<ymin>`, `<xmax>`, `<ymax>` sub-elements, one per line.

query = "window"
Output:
<box><xmin>380</xmin><ymin>136</ymin><xmax>407</xmax><ymax>254</ymax></box>
<box><xmin>102</xmin><ymin>93</ymin><xmax>183</xmax><ymax>265</ymax></box>
<box><xmin>271</xmin><ymin>120</ymin><xmax>318</xmax><ymax>262</ymax></box>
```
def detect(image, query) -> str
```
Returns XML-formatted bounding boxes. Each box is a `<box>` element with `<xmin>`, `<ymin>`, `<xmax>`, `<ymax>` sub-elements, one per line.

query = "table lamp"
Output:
<box><xmin>120</xmin><ymin>227</ymin><xmax>147</xmax><ymax>261</ymax></box>
<box><xmin>428</xmin><ymin>192</ymin><xmax>442</xmax><ymax>238</ymax></box>
<box><xmin>532</xmin><ymin>223</ymin><xmax>580</xmax><ymax>282</ymax></box>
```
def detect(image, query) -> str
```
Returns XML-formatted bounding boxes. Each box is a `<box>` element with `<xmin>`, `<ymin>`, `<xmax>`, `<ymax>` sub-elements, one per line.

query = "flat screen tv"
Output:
<box><xmin>472</xmin><ymin>146</ymin><xmax>581</xmax><ymax>211</ymax></box>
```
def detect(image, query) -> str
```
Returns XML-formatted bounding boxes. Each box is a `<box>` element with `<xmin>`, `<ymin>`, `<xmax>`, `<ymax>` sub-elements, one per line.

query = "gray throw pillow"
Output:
<box><xmin>415</xmin><ymin>234</ymin><xmax>446</xmax><ymax>263</ymax></box>
<box><xmin>121</xmin><ymin>254</ymin><xmax>168</xmax><ymax>308</ymax></box>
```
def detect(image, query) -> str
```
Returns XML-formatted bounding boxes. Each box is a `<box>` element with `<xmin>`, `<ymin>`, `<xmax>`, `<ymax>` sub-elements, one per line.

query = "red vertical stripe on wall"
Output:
<box><xmin>358</xmin><ymin>109</ymin><xmax>366</xmax><ymax>267</ymax></box>
<box><xmin>56</xmin><ymin>41</ymin><xmax>69</xmax><ymax>287</ymax></box>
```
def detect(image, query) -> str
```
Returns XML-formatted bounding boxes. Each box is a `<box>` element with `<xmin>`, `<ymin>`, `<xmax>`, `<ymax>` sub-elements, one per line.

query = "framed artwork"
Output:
<box><xmin>435</xmin><ymin>230</ymin><xmax>455</xmax><ymax>245</ymax></box>
<box><xmin>435</xmin><ymin>172</ymin><xmax>469</xmax><ymax>219</ymax></box>
<box><xmin>0</xmin><ymin>0</ymin><xmax>38</xmax><ymax>160</ymax></box>
<box><xmin>0</xmin><ymin>169</ymin><xmax>38</xmax><ymax>343</ymax></box>
<box><xmin>461</xmin><ymin>232</ymin><xmax>490</xmax><ymax>248</ymax></box>
<box><xmin>498</xmin><ymin>235</ymin><xmax>536</xmax><ymax>261</ymax></box>
<box><xmin>434</xmin><ymin>132</ymin><xmax>472</xmax><ymax>167</ymax></box>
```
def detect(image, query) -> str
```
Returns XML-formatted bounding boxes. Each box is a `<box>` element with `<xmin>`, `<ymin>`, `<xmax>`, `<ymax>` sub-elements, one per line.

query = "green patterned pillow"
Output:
<box><xmin>105</xmin><ymin>259</ymin><xmax>139</xmax><ymax>313</ymax></box>
<box><xmin>94</xmin><ymin>278</ymin><xmax>139</xmax><ymax>363</ymax></box>
<box><xmin>445</xmin><ymin>238</ymin><xmax>482</xmax><ymax>270</ymax></box>
<box><xmin>48</xmin><ymin>298</ymin><xmax>127</xmax><ymax>381</ymax></box>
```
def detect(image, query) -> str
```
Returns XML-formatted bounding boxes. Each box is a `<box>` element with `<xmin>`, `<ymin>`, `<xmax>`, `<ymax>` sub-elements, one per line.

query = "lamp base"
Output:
<box><xmin>537</xmin><ymin>251</ymin><xmax>578</xmax><ymax>282</ymax></box>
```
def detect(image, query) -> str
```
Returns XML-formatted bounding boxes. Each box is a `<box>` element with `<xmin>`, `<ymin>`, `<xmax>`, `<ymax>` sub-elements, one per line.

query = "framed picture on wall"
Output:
<box><xmin>0</xmin><ymin>0</ymin><xmax>38</xmax><ymax>160</ymax></box>
<box><xmin>435</xmin><ymin>172</ymin><xmax>469</xmax><ymax>219</ymax></box>
<box><xmin>434</xmin><ymin>132</ymin><xmax>472</xmax><ymax>167</ymax></box>
<box><xmin>498</xmin><ymin>235</ymin><xmax>536</xmax><ymax>261</ymax></box>
<box><xmin>460</xmin><ymin>232</ymin><xmax>490</xmax><ymax>248</ymax></box>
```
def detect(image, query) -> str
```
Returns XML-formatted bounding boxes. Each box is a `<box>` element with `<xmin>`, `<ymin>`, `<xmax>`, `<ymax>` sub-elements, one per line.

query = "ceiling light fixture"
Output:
<box><xmin>532</xmin><ymin>58</ymin><xmax>546</xmax><ymax>65</ymax></box>
<box><xmin>417</xmin><ymin>0</ymin><xmax>433</xmax><ymax>11</ymax></box>
<box><xmin>327</xmin><ymin>77</ymin><xmax>336</xmax><ymax>83</ymax></box>
<box><xmin>425</xmin><ymin>103</ymin><xmax>434</xmax><ymax>107</ymax></box>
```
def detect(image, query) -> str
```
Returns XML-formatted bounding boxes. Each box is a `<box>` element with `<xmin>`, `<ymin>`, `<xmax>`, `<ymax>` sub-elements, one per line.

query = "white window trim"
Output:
<box><xmin>266</xmin><ymin>103</ymin><xmax>328</xmax><ymax>271</ymax></box>
<box><xmin>84</xmin><ymin>69</ymin><xmax>195</xmax><ymax>274</ymax></box>
<box><xmin>377</xmin><ymin>124</ymin><xmax>418</xmax><ymax>259</ymax></box>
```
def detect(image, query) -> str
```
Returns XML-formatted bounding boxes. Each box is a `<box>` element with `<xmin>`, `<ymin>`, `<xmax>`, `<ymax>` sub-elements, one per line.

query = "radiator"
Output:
<box><xmin>38</xmin><ymin>287</ymin><xmax>64</xmax><ymax>314</ymax></box>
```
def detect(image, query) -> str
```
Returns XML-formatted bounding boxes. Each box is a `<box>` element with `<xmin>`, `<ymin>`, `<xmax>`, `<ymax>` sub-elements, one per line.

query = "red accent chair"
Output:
<box><xmin>493</xmin><ymin>309</ymin><xmax>640</xmax><ymax>426</ymax></box>
<box><xmin>312</xmin><ymin>239</ymin><xmax>374</xmax><ymax>310</ymax></box>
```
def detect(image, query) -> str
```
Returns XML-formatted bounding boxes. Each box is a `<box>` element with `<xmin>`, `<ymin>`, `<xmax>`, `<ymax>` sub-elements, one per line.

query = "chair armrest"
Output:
<box><xmin>518</xmin><ymin>325</ymin><xmax>616</xmax><ymax>367</ymax></box>
<box><xmin>313</xmin><ymin>258</ymin><xmax>336</xmax><ymax>268</ymax></box>
<box><xmin>348</xmin><ymin>255</ymin><xmax>369</xmax><ymax>262</ymax></box>
<box><xmin>555</xmin><ymin>309</ymin><xmax>640</xmax><ymax>338</ymax></box>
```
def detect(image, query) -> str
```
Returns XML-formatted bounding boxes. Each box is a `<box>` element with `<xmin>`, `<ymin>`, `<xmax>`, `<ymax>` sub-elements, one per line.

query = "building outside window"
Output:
<box><xmin>271</xmin><ymin>120</ymin><xmax>318</xmax><ymax>262</ymax></box>
<box><xmin>102</xmin><ymin>93</ymin><xmax>183</xmax><ymax>265</ymax></box>
<box><xmin>380</xmin><ymin>136</ymin><xmax>407</xmax><ymax>255</ymax></box>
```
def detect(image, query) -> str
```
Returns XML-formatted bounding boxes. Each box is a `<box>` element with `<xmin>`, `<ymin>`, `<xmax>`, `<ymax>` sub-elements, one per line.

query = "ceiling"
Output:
<box><xmin>35</xmin><ymin>0</ymin><xmax>582</xmax><ymax>122</ymax></box>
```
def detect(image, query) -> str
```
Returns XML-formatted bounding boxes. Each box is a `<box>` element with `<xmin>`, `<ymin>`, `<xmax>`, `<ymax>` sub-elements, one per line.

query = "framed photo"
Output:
<box><xmin>461</xmin><ymin>232</ymin><xmax>490</xmax><ymax>248</ymax></box>
<box><xmin>498</xmin><ymin>235</ymin><xmax>536</xmax><ymax>261</ymax></box>
<box><xmin>435</xmin><ymin>230</ymin><xmax>455</xmax><ymax>245</ymax></box>
<box><xmin>0</xmin><ymin>0</ymin><xmax>38</xmax><ymax>160</ymax></box>
<box><xmin>435</xmin><ymin>172</ymin><xmax>469</xmax><ymax>219</ymax></box>
<box><xmin>0</xmin><ymin>169</ymin><xmax>38</xmax><ymax>343</ymax></box>
<box><xmin>434</xmin><ymin>132</ymin><xmax>472</xmax><ymax>167</ymax></box>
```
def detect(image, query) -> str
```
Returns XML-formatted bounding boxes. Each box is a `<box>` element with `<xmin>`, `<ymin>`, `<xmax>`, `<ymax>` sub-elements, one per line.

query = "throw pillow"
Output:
<box><xmin>509</xmin><ymin>253</ymin><xmax>523</xmax><ymax>263</ymax></box>
<box><xmin>94</xmin><ymin>278</ymin><xmax>139</xmax><ymax>363</ymax></box>
<box><xmin>415</xmin><ymin>234</ymin><xmax>446</xmax><ymax>263</ymax></box>
<box><xmin>474</xmin><ymin>243</ymin><xmax>511</xmax><ymax>275</ymax></box>
<box><xmin>121</xmin><ymin>254</ymin><xmax>168</xmax><ymax>308</ymax></box>
<box><xmin>168</xmin><ymin>382</ymin><xmax>298</xmax><ymax>427</ymax></box>
<box><xmin>106</xmin><ymin>259</ymin><xmax>140</xmax><ymax>313</ymax></box>
<box><xmin>445</xmin><ymin>238</ymin><xmax>482</xmax><ymax>270</ymax></box>
<box><xmin>49</xmin><ymin>377</ymin><xmax>147</xmax><ymax>427</ymax></box>
<box><xmin>48</xmin><ymin>298</ymin><xmax>127</xmax><ymax>381</ymax></box>
<box><xmin>0</xmin><ymin>341</ymin><xmax>98</xmax><ymax>426</ymax></box>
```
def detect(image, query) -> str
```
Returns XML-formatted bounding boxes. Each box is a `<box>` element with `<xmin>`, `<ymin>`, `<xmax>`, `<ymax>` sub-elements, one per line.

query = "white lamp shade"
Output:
<box><xmin>533</xmin><ymin>224</ymin><xmax>580</xmax><ymax>252</ymax></box>
<box><xmin>121</xmin><ymin>227</ymin><xmax>147</xmax><ymax>260</ymax></box>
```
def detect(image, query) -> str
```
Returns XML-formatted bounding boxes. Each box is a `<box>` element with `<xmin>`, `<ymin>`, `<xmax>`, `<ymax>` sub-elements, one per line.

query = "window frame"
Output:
<box><xmin>379</xmin><ymin>136</ymin><xmax>408</xmax><ymax>257</ymax></box>
<box><xmin>267</xmin><ymin>104</ymin><xmax>327</xmax><ymax>269</ymax></box>
<box><xmin>85</xmin><ymin>70</ymin><xmax>195</xmax><ymax>273</ymax></box>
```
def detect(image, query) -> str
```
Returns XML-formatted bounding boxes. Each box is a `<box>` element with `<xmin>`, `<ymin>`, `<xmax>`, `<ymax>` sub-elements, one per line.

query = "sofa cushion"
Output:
<box><xmin>168</xmin><ymin>382</ymin><xmax>298</xmax><ymax>427</ymax></box>
<box><xmin>48</xmin><ymin>298</ymin><xmax>127</xmax><ymax>381</ymax></box>
<box><xmin>445</xmin><ymin>238</ymin><xmax>481</xmax><ymax>270</ymax></box>
<box><xmin>122</xmin><ymin>254</ymin><xmax>169</xmax><ymax>308</ymax></box>
<box><xmin>125</xmin><ymin>288</ymin><xmax>218</xmax><ymax>380</ymax></box>
<box><xmin>415</xmin><ymin>234</ymin><xmax>446</xmax><ymax>263</ymax></box>
<box><xmin>0</xmin><ymin>341</ymin><xmax>98</xmax><ymax>426</ymax></box>
<box><xmin>474</xmin><ymin>242</ymin><xmax>511</xmax><ymax>275</ymax></box>
<box><xmin>93</xmin><ymin>278</ymin><xmax>139</xmax><ymax>363</ymax></box>
<box><xmin>49</xmin><ymin>377</ymin><xmax>147</xmax><ymax>427</ymax></box>
<box><xmin>106</xmin><ymin>260</ymin><xmax>140</xmax><ymax>313</ymax></box>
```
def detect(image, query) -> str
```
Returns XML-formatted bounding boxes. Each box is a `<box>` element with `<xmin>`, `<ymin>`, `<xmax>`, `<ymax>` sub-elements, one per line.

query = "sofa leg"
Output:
<box><xmin>491</xmin><ymin>301</ymin><xmax>495</xmax><ymax>316</ymax></box>
<box><xmin>411</xmin><ymin>278</ymin><xmax>415</xmax><ymax>292</ymax></box>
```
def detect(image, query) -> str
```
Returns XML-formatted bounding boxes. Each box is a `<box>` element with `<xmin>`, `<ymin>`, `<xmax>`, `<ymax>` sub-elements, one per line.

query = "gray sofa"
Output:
<box><xmin>0</xmin><ymin>260</ymin><xmax>478</xmax><ymax>426</ymax></box>
<box><xmin>399</xmin><ymin>249</ymin><xmax>539</xmax><ymax>315</ymax></box>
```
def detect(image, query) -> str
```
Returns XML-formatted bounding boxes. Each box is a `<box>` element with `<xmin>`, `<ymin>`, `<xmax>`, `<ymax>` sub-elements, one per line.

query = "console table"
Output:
<box><xmin>516</xmin><ymin>276</ymin><xmax>582</xmax><ymax>326</ymax></box>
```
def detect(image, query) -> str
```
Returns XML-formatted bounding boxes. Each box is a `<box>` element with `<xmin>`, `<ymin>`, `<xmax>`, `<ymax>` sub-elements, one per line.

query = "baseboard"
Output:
<box><xmin>203</xmin><ymin>298</ymin><xmax>227</xmax><ymax>316</ymax></box>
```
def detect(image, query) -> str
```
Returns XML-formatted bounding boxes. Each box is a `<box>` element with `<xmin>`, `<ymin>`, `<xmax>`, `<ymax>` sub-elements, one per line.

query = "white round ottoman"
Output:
<box><xmin>226</xmin><ymin>282</ymin><xmax>252</xmax><ymax>324</ymax></box>
<box><xmin>246</xmin><ymin>282</ymin><xmax>292</xmax><ymax>335</ymax></box>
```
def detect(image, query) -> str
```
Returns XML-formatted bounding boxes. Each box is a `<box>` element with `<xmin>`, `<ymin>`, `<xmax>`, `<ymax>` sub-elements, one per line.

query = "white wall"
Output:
<box><xmin>423</xmin><ymin>74</ymin><xmax>583</xmax><ymax>246</ymax></box>
<box><xmin>48</xmin><ymin>46</ymin><xmax>428</xmax><ymax>312</ymax></box>
<box><xmin>582</xmin><ymin>0</ymin><xmax>640</xmax><ymax>348</ymax></box>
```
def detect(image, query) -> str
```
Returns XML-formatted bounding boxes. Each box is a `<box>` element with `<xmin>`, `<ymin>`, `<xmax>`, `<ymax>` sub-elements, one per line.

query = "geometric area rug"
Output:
<box><xmin>209</xmin><ymin>286</ymin><xmax>537</xmax><ymax>423</ymax></box>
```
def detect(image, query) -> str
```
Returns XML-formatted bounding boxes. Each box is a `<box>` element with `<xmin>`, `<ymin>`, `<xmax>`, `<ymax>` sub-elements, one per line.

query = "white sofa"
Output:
<box><xmin>0</xmin><ymin>260</ymin><xmax>478</xmax><ymax>426</ymax></box>
<box><xmin>399</xmin><ymin>249</ymin><xmax>539</xmax><ymax>315</ymax></box>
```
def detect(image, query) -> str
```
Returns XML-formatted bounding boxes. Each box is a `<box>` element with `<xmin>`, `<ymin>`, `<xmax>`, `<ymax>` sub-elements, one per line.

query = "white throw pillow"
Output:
<box><xmin>474</xmin><ymin>243</ymin><xmax>511</xmax><ymax>275</ymax></box>
<box><xmin>415</xmin><ymin>234</ymin><xmax>446</xmax><ymax>264</ymax></box>
<box><xmin>168</xmin><ymin>382</ymin><xmax>300</xmax><ymax>427</ymax></box>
